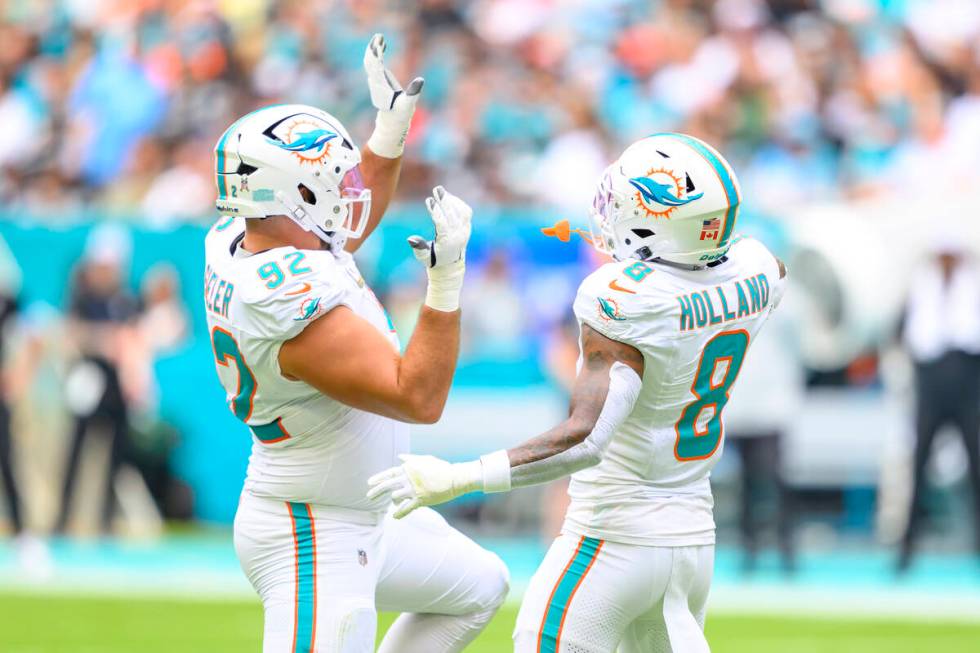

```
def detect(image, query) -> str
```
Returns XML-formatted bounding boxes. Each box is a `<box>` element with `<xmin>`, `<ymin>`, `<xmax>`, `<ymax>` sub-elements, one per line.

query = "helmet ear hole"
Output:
<box><xmin>297</xmin><ymin>184</ymin><xmax>317</xmax><ymax>205</ymax></box>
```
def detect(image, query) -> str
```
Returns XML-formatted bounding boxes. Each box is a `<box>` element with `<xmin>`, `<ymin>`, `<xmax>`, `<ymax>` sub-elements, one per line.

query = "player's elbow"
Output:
<box><xmin>411</xmin><ymin>403</ymin><xmax>444</xmax><ymax>425</ymax></box>
<box><xmin>580</xmin><ymin>436</ymin><xmax>603</xmax><ymax>464</ymax></box>
<box><xmin>399</xmin><ymin>394</ymin><xmax>446</xmax><ymax>424</ymax></box>
<box><xmin>566</xmin><ymin>416</ymin><xmax>598</xmax><ymax>446</ymax></box>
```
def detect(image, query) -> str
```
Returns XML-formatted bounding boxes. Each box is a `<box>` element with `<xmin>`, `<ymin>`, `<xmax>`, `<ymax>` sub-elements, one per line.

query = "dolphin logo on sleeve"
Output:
<box><xmin>597</xmin><ymin>297</ymin><xmax>627</xmax><ymax>321</ymax></box>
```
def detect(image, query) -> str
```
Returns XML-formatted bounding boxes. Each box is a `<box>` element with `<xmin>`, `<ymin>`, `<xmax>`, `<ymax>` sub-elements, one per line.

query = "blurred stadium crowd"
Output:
<box><xmin>0</xmin><ymin>0</ymin><xmax>979</xmax><ymax>580</ymax></box>
<box><xmin>0</xmin><ymin>0</ymin><xmax>979</xmax><ymax>224</ymax></box>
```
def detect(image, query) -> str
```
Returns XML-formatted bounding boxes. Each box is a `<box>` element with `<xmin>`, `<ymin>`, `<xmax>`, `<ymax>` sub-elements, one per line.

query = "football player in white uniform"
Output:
<box><xmin>368</xmin><ymin>133</ymin><xmax>787</xmax><ymax>652</ymax></box>
<box><xmin>205</xmin><ymin>35</ymin><xmax>507</xmax><ymax>653</ymax></box>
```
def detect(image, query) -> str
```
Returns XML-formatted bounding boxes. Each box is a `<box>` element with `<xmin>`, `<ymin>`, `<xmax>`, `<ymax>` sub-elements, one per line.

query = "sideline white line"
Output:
<box><xmin>709</xmin><ymin>584</ymin><xmax>980</xmax><ymax>622</ymax></box>
<box><xmin>4</xmin><ymin>574</ymin><xmax>980</xmax><ymax>622</ymax></box>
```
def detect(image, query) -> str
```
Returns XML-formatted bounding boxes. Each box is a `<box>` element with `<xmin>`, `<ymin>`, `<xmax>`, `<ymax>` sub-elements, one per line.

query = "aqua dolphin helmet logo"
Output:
<box><xmin>277</xmin><ymin>128</ymin><xmax>337</xmax><ymax>153</ymax></box>
<box><xmin>270</xmin><ymin>117</ymin><xmax>339</xmax><ymax>165</ymax></box>
<box><xmin>628</xmin><ymin>168</ymin><xmax>703</xmax><ymax>218</ymax></box>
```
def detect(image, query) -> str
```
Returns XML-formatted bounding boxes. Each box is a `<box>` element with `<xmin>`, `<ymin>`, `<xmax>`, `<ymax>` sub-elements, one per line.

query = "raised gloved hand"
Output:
<box><xmin>408</xmin><ymin>186</ymin><xmax>472</xmax><ymax>312</ymax></box>
<box><xmin>364</xmin><ymin>33</ymin><xmax>424</xmax><ymax>158</ymax></box>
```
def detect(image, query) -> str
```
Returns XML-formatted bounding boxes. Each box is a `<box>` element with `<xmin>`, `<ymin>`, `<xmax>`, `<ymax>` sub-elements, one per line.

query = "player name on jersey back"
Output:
<box><xmin>565</xmin><ymin>236</ymin><xmax>785</xmax><ymax>546</ymax></box>
<box><xmin>204</xmin><ymin>264</ymin><xmax>235</xmax><ymax>319</ymax></box>
<box><xmin>676</xmin><ymin>272</ymin><xmax>771</xmax><ymax>332</ymax></box>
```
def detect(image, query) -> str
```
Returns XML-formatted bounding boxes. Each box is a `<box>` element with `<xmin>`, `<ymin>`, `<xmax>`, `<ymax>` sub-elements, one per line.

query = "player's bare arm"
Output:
<box><xmin>346</xmin><ymin>34</ymin><xmax>424</xmax><ymax>253</ymax></box>
<box><xmin>507</xmin><ymin>325</ymin><xmax>643</xmax><ymax>466</ymax></box>
<box><xmin>280</xmin><ymin>186</ymin><xmax>472</xmax><ymax>425</ymax></box>
<box><xmin>280</xmin><ymin>304</ymin><xmax>458</xmax><ymax>424</ymax></box>
<box><xmin>368</xmin><ymin>324</ymin><xmax>645</xmax><ymax>517</ymax></box>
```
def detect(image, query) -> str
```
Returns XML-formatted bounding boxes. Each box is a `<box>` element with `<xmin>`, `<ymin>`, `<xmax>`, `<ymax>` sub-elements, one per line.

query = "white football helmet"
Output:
<box><xmin>588</xmin><ymin>133</ymin><xmax>741</xmax><ymax>267</ymax></box>
<box><xmin>213</xmin><ymin>104</ymin><xmax>371</xmax><ymax>251</ymax></box>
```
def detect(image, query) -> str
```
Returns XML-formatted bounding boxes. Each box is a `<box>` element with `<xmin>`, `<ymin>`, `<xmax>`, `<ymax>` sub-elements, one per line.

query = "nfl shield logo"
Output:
<box><xmin>358</xmin><ymin>549</ymin><xmax>368</xmax><ymax>566</ymax></box>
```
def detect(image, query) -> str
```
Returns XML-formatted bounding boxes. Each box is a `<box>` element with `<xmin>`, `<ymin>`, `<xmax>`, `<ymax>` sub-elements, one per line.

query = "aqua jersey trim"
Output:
<box><xmin>251</xmin><ymin>418</ymin><xmax>291</xmax><ymax>444</ymax></box>
<box><xmin>215</xmin><ymin>105</ymin><xmax>285</xmax><ymax>200</ymax></box>
<box><xmin>652</xmin><ymin>132</ymin><xmax>739</xmax><ymax>247</ymax></box>
<box><xmin>538</xmin><ymin>536</ymin><xmax>603</xmax><ymax>653</ymax></box>
<box><xmin>287</xmin><ymin>502</ymin><xmax>317</xmax><ymax>653</ymax></box>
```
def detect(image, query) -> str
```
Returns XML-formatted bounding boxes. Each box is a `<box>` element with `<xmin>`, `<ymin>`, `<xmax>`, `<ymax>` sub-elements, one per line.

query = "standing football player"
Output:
<box><xmin>369</xmin><ymin>133</ymin><xmax>786</xmax><ymax>652</ymax></box>
<box><xmin>205</xmin><ymin>35</ymin><xmax>507</xmax><ymax>653</ymax></box>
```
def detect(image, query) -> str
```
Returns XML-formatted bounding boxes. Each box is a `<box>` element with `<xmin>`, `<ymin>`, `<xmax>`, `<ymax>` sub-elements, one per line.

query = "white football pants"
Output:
<box><xmin>514</xmin><ymin>533</ymin><xmax>714</xmax><ymax>653</ymax></box>
<box><xmin>234</xmin><ymin>490</ymin><xmax>509</xmax><ymax>652</ymax></box>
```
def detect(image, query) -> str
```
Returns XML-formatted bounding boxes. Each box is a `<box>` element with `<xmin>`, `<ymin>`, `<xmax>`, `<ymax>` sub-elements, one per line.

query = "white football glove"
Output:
<box><xmin>364</xmin><ymin>33</ymin><xmax>424</xmax><ymax>158</ymax></box>
<box><xmin>409</xmin><ymin>186</ymin><xmax>472</xmax><ymax>312</ymax></box>
<box><xmin>367</xmin><ymin>454</ymin><xmax>482</xmax><ymax>519</ymax></box>
<box><xmin>367</xmin><ymin>450</ymin><xmax>512</xmax><ymax>519</ymax></box>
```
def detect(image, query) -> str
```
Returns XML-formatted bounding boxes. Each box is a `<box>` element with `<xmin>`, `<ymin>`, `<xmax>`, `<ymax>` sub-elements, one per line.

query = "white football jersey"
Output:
<box><xmin>204</xmin><ymin>217</ymin><xmax>406</xmax><ymax>515</ymax></box>
<box><xmin>564</xmin><ymin>236</ymin><xmax>785</xmax><ymax>546</ymax></box>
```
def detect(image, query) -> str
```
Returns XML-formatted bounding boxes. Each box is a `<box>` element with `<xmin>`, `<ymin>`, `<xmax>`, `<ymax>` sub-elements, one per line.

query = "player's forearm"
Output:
<box><xmin>494</xmin><ymin>362</ymin><xmax>641</xmax><ymax>490</ymax></box>
<box><xmin>396</xmin><ymin>304</ymin><xmax>461</xmax><ymax>423</ymax></box>
<box><xmin>496</xmin><ymin>418</ymin><xmax>603</xmax><ymax>489</ymax></box>
<box><xmin>366</xmin><ymin>362</ymin><xmax>643</xmax><ymax>516</ymax></box>
<box><xmin>505</xmin><ymin>345</ymin><xmax>620</xmax><ymax>468</ymax></box>
<box><xmin>345</xmin><ymin>146</ymin><xmax>401</xmax><ymax>252</ymax></box>
<box><xmin>506</xmin><ymin>418</ymin><xmax>595</xmax><ymax>468</ymax></box>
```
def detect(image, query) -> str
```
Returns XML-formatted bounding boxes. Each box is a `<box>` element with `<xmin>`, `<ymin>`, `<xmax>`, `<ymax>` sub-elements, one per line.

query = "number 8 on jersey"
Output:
<box><xmin>674</xmin><ymin>330</ymin><xmax>749</xmax><ymax>461</ymax></box>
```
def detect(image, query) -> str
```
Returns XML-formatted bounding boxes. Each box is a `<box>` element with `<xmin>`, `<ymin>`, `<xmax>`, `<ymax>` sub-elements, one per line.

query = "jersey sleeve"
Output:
<box><xmin>572</xmin><ymin>263</ymin><xmax>656</xmax><ymax>347</ymax></box>
<box><xmin>236</xmin><ymin>249</ymin><xmax>347</xmax><ymax>341</ymax></box>
<box><xmin>733</xmin><ymin>235</ymin><xmax>787</xmax><ymax>311</ymax></box>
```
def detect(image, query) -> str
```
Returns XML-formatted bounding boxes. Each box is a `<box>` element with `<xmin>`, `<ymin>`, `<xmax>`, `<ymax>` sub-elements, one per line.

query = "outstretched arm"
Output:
<box><xmin>367</xmin><ymin>324</ymin><xmax>645</xmax><ymax>517</ymax></box>
<box><xmin>507</xmin><ymin>325</ymin><xmax>643</xmax><ymax>468</ymax></box>
<box><xmin>346</xmin><ymin>34</ymin><xmax>424</xmax><ymax>253</ymax></box>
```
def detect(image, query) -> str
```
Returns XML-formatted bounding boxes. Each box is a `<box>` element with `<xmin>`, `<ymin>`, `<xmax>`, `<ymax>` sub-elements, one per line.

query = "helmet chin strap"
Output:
<box><xmin>653</xmin><ymin>258</ymin><xmax>705</xmax><ymax>271</ymax></box>
<box><xmin>629</xmin><ymin>244</ymin><xmax>707</xmax><ymax>271</ymax></box>
<box><xmin>274</xmin><ymin>190</ymin><xmax>343</xmax><ymax>250</ymax></box>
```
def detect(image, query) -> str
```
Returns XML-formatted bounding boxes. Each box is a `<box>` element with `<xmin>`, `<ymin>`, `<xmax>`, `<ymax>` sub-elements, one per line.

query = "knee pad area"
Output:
<box><xmin>478</xmin><ymin>552</ymin><xmax>511</xmax><ymax>611</ymax></box>
<box><xmin>320</xmin><ymin>602</ymin><xmax>376</xmax><ymax>653</ymax></box>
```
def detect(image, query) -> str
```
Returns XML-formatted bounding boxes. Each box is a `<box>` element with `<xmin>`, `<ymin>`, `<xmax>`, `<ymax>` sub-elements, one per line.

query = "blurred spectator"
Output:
<box><xmin>138</xmin><ymin>263</ymin><xmax>188</xmax><ymax>355</ymax></box>
<box><xmin>898</xmin><ymin>240</ymin><xmax>980</xmax><ymax>571</ymax></box>
<box><xmin>461</xmin><ymin>250</ymin><xmax>527</xmax><ymax>362</ymax></box>
<box><xmin>128</xmin><ymin>263</ymin><xmax>190</xmax><ymax>521</ymax></box>
<box><xmin>725</xmin><ymin>295</ymin><xmax>804</xmax><ymax>574</ymax></box>
<box><xmin>54</xmin><ymin>226</ymin><xmax>142</xmax><ymax>535</ymax></box>
<box><xmin>0</xmin><ymin>238</ymin><xmax>24</xmax><ymax>535</ymax></box>
<box><xmin>139</xmin><ymin>139</ymin><xmax>214</xmax><ymax>227</ymax></box>
<box><xmin>0</xmin><ymin>235</ymin><xmax>51</xmax><ymax>574</ymax></box>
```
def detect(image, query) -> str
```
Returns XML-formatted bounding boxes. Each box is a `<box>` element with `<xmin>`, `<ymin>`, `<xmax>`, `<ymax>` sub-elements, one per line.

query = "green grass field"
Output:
<box><xmin>4</xmin><ymin>592</ymin><xmax>980</xmax><ymax>652</ymax></box>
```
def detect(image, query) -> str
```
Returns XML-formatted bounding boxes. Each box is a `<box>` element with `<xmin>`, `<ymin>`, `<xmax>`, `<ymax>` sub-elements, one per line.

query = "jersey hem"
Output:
<box><xmin>560</xmin><ymin>521</ymin><xmax>716</xmax><ymax>547</ymax></box>
<box><xmin>241</xmin><ymin>488</ymin><xmax>387</xmax><ymax>525</ymax></box>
